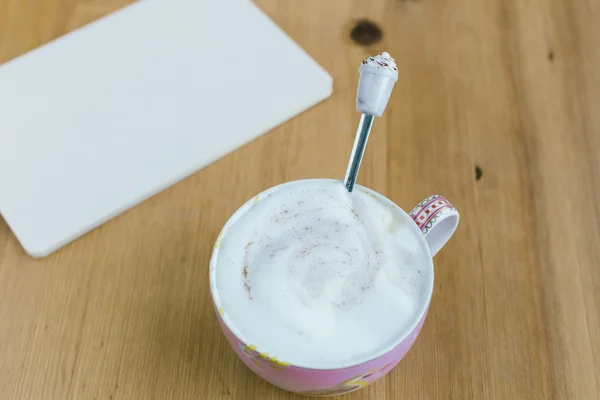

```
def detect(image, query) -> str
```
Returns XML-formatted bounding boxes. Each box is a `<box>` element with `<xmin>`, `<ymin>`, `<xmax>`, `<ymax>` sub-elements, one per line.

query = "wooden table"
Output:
<box><xmin>1</xmin><ymin>0</ymin><xmax>599</xmax><ymax>399</ymax></box>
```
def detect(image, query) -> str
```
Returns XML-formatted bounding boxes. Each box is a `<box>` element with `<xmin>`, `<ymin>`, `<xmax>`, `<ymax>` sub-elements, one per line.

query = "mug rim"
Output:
<box><xmin>209</xmin><ymin>178</ymin><xmax>434</xmax><ymax>371</ymax></box>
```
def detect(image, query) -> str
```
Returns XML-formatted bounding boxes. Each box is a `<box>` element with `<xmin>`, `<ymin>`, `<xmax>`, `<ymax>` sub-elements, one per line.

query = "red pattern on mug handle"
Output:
<box><xmin>409</xmin><ymin>195</ymin><xmax>459</xmax><ymax>257</ymax></box>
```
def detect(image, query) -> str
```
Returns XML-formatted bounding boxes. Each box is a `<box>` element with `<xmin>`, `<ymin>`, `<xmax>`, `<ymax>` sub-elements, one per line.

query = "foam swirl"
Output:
<box><xmin>243</xmin><ymin>188</ymin><xmax>387</xmax><ymax>335</ymax></box>
<box><xmin>215</xmin><ymin>180</ymin><xmax>431</xmax><ymax>368</ymax></box>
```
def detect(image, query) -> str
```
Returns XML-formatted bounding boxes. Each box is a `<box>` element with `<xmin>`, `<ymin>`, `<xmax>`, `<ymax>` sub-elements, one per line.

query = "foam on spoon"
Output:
<box><xmin>215</xmin><ymin>180</ymin><xmax>431</xmax><ymax>368</ymax></box>
<box><xmin>360</xmin><ymin>51</ymin><xmax>398</xmax><ymax>78</ymax></box>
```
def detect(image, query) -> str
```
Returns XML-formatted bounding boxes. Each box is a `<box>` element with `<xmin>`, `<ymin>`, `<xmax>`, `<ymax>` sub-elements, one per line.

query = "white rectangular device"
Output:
<box><xmin>0</xmin><ymin>0</ymin><xmax>333</xmax><ymax>257</ymax></box>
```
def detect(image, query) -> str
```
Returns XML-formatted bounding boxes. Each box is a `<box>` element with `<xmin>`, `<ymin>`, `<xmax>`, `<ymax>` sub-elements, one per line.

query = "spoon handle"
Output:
<box><xmin>343</xmin><ymin>113</ymin><xmax>374</xmax><ymax>192</ymax></box>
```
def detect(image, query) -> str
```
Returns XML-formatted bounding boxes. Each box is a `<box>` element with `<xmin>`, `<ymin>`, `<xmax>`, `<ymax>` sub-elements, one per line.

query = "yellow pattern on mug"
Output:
<box><xmin>238</xmin><ymin>344</ymin><xmax>290</xmax><ymax>371</ymax></box>
<box><xmin>213</xmin><ymin>230</ymin><xmax>224</xmax><ymax>249</ymax></box>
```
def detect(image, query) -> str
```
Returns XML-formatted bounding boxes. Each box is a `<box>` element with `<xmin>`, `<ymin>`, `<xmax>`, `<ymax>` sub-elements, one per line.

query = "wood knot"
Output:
<box><xmin>475</xmin><ymin>165</ymin><xmax>483</xmax><ymax>181</ymax></box>
<box><xmin>350</xmin><ymin>19</ymin><xmax>383</xmax><ymax>46</ymax></box>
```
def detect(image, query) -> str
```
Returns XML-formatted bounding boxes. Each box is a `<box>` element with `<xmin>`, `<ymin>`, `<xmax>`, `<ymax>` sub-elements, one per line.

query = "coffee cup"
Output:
<box><xmin>209</xmin><ymin>179</ymin><xmax>459</xmax><ymax>396</ymax></box>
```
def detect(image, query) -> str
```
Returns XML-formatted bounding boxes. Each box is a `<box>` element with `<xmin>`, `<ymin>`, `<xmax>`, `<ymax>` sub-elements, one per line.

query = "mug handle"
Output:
<box><xmin>409</xmin><ymin>195</ymin><xmax>459</xmax><ymax>257</ymax></box>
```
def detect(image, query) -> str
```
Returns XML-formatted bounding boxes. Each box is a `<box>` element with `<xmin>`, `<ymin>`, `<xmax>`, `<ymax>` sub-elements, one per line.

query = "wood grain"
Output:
<box><xmin>1</xmin><ymin>0</ymin><xmax>599</xmax><ymax>398</ymax></box>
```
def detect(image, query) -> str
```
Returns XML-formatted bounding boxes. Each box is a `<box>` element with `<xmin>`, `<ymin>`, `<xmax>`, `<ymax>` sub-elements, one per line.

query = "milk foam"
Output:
<box><xmin>214</xmin><ymin>180</ymin><xmax>431</xmax><ymax>368</ymax></box>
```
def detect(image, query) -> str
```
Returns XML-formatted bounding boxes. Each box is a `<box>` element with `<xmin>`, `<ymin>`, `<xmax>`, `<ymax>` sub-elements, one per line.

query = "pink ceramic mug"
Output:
<box><xmin>209</xmin><ymin>180</ymin><xmax>459</xmax><ymax>396</ymax></box>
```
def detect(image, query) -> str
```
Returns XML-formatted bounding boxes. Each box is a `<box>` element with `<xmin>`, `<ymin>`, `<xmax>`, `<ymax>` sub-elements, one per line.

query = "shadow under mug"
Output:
<box><xmin>209</xmin><ymin>179</ymin><xmax>459</xmax><ymax>396</ymax></box>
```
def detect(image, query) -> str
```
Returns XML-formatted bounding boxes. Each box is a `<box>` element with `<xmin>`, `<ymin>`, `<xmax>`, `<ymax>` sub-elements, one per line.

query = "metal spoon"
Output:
<box><xmin>344</xmin><ymin>52</ymin><xmax>398</xmax><ymax>192</ymax></box>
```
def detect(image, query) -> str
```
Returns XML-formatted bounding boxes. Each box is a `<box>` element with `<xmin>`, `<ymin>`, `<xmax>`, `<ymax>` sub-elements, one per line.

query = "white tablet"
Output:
<box><xmin>0</xmin><ymin>0</ymin><xmax>333</xmax><ymax>257</ymax></box>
